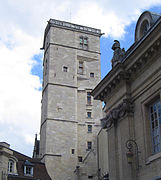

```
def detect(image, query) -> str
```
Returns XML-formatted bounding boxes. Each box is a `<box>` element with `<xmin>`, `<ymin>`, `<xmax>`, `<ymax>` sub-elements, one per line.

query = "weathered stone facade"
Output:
<box><xmin>39</xmin><ymin>19</ymin><xmax>102</xmax><ymax>180</ymax></box>
<box><xmin>92</xmin><ymin>11</ymin><xmax>161</xmax><ymax>180</ymax></box>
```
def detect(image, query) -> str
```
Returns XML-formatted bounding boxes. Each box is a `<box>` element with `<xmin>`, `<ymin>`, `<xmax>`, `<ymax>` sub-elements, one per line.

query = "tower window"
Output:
<box><xmin>90</xmin><ymin>73</ymin><xmax>94</xmax><ymax>77</ymax></box>
<box><xmin>88</xmin><ymin>125</ymin><xmax>92</xmax><ymax>133</ymax></box>
<box><xmin>71</xmin><ymin>149</ymin><xmax>75</xmax><ymax>154</ymax></box>
<box><xmin>87</xmin><ymin>141</ymin><xmax>92</xmax><ymax>150</ymax></box>
<box><xmin>78</xmin><ymin>61</ymin><xmax>83</xmax><ymax>74</ymax></box>
<box><xmin>87</xmin><ymin>112</ymin><xmax>92</xmax><ymax>118</ymax></box>
<box><xmin>87</xmin><ymin>92</ymin><xmax>91</xmax><ymax>105</ymax></box>
<box><xmin>79</xmin><ymin>36</ymin><xmax>88</xmax><ymax>50</ymax></box>
<box><xmin>63</xmin><ymin>66</ymin><xmax>68</xmax><ymax>72</ymax></box>
<box><xmin>88</xmin><ymin>176</ymin><xmax>93</xmax><ymax>179</ymax></box>
<box><xmin>78</xmin><ymin>156</ymin><xmax>83</xmax><ymax>162</ymax></box>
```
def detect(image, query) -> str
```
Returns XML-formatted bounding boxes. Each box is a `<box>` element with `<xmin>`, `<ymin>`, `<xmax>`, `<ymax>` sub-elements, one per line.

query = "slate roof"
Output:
<box><xmin>8</xmin><ymin>150</ymin><xmax>51</xmax><ymax>180</ymax></box>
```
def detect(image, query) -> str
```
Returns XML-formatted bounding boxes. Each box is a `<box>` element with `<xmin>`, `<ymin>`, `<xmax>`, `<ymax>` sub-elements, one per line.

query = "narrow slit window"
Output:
<box><xmin>78</xmin><ymin>61</ymin><xmax>83</xmax><ymax>74</ymax></box>
<box><xmin>87</xmin><ymin>141</ymin><xmax>92</xmax><ymax>150</ymax></box>
<box><xmin>87</xmin><ymin>92</ymin><xmax>91</xmax><ymax>105</ymax></box>
<box><xmin>71</xmin><ymin>149</ymin><xmax>75</xmax><ymax>154</ymax></box>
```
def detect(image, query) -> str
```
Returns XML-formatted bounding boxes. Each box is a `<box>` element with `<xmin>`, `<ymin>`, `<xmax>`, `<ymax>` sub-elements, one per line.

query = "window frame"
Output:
<box><xmin>87</xmin><ymin>141</ymin><xmax>92</xmax><ymax>150</ymax></box>
<box><xmin>71</xmin><ymin>149</ymin><xmax>75</xmax><ymax>154</ymax></box>
<box><xmin>8</xmin><ymin>159</ymin><xmax>14</xmax><ymax>174</ymax></box>
<box><xmin>78</xmin><ymin>156</ymin><xmax>83</xmax><ymax>162</ymax></box>
<box><xmin>24</xmin><ymin>166</ymin><xmax>33</xmax><ymax>176</ymax></box>
<box><xmin>90</xmin><ymin>72</ymin><xmax>94</xmax><ymax>78</ymax></box>
<box><xmin>149</xmin><ymin>100</ymin><xmax>161</xmax><ymax>154</ymax></box>
<box><xmin>88</xmin><ymin>125</ymin><xmax>92</xmax><ymax>133</ymax></box>
<box><xmin>87</xmin><ymin>112</ymin><xmax>92</xmax><ymax>118</ymax></box>
<box><xmin>87</xmin><ymin>92</ymin><xmax>92</xmax><ymax>105</ymax></box>
<box><xmin>79</xmin><ymin>36</ymin><xmax>88</xmax><ymax>50</ymax></box>
<box><xmin>63</xmin><ymin>66</ymin><xmax>68</xmax><ymax>72</ymax></box>
<box><xmin>78</xmin><ymin>61</ymin><xmax>84</xmax><ymax>74</ymax></box>
<box><xmin>88</xmin><ymin>175</ymin><xmax>93</xmax><ymax>179</ymax></box>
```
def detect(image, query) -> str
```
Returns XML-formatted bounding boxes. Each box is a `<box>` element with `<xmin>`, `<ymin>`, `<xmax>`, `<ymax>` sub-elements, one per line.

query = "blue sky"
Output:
<box><xmin>0</xmin><ymin>0</ymin><xmax>161</xmax><ymax>157</ymax></box>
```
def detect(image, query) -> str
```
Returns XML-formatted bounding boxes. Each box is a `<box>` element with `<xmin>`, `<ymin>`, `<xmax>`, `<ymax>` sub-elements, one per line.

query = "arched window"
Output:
<box><xmin>8</xmin><ymin>159</ymin><xmax>14</xmax><ymax>173</ymax></box>
<box><xmin>140</xmin><ymin>20</ymin><xmax>150</xmax><ymax>38</ymax></box>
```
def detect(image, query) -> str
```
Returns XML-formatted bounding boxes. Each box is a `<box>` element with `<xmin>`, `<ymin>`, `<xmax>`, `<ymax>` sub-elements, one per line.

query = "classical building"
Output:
<box><xmin>39</xmin><ymin>19</ymin><xmax>102</xmax><ymax>180</ymax></box>
<box><xmin>92</xmin><ymin>11</ymin><xmax>161</xmax><ymax>180</ymax></box>
<box><xmin>0</xmin><ymin>142</ymin><xmax>51</xmax><ymax>180</ymax></box>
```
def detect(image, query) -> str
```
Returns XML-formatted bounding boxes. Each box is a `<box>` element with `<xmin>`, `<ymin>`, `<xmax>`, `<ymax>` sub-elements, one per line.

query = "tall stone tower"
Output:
<box><xmin>39</xmin><ymin>19</ymin><xmax>102</xmax><ymax>180</ymax></box>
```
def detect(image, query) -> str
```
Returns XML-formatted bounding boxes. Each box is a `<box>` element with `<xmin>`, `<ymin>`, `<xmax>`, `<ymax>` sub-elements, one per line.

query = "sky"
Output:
<box><xmin>0</xmin><ymin>0</ymin><xmax>161</xmax><ymax>157</ymax></box>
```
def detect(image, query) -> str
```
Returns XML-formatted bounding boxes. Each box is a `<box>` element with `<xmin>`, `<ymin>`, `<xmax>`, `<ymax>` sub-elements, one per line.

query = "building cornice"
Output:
<box><xmin>91</xmin><ymin>19</ymin><xmax>161</xmax><ymax>101</ymax></box>
<box><xmin>41</xmin><ymin>19</ymin><xmax>103</xmax><ymax>50</ymax></box>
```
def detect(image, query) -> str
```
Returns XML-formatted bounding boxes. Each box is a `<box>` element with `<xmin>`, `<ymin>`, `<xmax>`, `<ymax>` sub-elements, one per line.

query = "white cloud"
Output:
<box><xmin>0</xmin><ymin>28</ymin><xmax>41</xmax><ymax>156</ymax></box>
<box><xmin>0</xmin><ymin>0</ymin><xmax>161</xmax><ymax>156</ymax></box>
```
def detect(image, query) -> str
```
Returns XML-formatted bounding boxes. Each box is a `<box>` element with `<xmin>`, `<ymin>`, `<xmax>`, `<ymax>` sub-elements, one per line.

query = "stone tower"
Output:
<box><xmin>39</xmin><ymin>19</ymin><xmax>102</xmax><ymax>180</ymax></box>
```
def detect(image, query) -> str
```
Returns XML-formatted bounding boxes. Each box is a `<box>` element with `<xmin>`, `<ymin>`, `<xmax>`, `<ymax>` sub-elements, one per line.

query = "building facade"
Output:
<box><xmin>0</xmin><ymin>142</ymin><xmax>51</xmax><ymax>180</ymax></box>
<box><xmin>39</xmin><ymin>19</ymin><xmax>102</xmax><ymax>180</ymax></box>
<box><xmin>92</xmin><ymin>11</ymin><xmax>161</xmax><ymax>180</ymax></box>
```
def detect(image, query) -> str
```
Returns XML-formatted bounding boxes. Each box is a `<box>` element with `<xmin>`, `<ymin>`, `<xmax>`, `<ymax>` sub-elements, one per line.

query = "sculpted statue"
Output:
<box><xmin>111</xmin><ymin>40</ymin><xmax>125</xmax><ymax>67</ymax></box>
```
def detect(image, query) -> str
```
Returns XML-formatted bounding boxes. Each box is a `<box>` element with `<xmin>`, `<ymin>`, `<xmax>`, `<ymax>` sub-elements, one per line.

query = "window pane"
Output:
<box><xmin>63</xmin><ymin>66</ymin><xmax>68</xmax><ymax>72</ymax></box>
<box><xmin>150</xmin><ymin>100</ymin><xmax>161</xmax><ymax>153</ymax></box>
<box><xmin>84</xmin><ymin>39</ymin><xmax>88</xmax><ymax>44</ymax></box>
<box><xmin>78</xmin><ymin>62</ymin><xmax>83</xmax><ymax>74</ymax></box>
<box><xmin>87</xmin><ymin>92</ymin><xmax>91</xmax><ymax>105</ymax></box>
<box><xmin>78</xmin><ymin>156</ymin><xmax>82</xmax><ymax>162</ymax></box>
<box><xmin>8</xmin><ymin>160</ymin><xmax>14</xmax><ymax>173</ymax></box>
<box><xmin>90</xmin><ymin>73</ymin><xmax>94</xmax><ymax>77</ymax></box>
<box><xmin>87</xmin><ymin>112</ymin><xmax>91</xmax><ymax>118</ymax></box>
<box><xmin>87</xmin><ymin>141</ymin><xmax>92</xmax><ymax>149</ymax></box>
<box><xmin>88</xmin><ymin>125</ymin><xmax>92</xmax><ymax>132</ymax></box>
<box><xmin>79</xmin><ymin>36</ymin><xmax>88</xmax><ymax>50</ymax></box>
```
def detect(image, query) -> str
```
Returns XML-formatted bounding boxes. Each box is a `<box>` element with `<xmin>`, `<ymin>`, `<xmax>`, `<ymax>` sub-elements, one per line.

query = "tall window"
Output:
<box><xmin>87</xmin><ymin>92</ymin><xmax>91</xmax><ymax>105</ymax></box>
<box><xmin>79</xmin><ymin>36</ymin><xmax>88</xmax><ymax>50</ymax></box>
<box><xmin>88</xmin><ymin>125</ymin><xmax>92</xmax><ymax>133</ymax></box>
<box><xmin>78</xmin><ymin>61</ymin><xmax>83</xmax><ymax>74</ymax></box>
<box><xmin>87</xmin><ymin>141</ymin><xmax>92</xmax><ymax>150</ymax></box>
<box><xmin>71</xmin><ymin>149</ymin><xmax>75</xmax><ymax>154</ymax></box>
<box><xmin>8</xmin><ymin>160</ymin><xmax>14</xmax><ymax>173</ymax></box>
<box><xmin>150</xmin><ymin>100</ymin><xmax>161</xmax><ymax>153</ymax></box>
<box><xmin>87</xmin><ymin>112</ymin><xmax>92</xmax><ymax>118</ymax></box>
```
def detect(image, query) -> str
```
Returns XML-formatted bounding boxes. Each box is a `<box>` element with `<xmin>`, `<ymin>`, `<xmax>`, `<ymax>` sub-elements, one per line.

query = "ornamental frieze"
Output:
<box><xmin>101</xmin><ymin>99</ymin><xmax>134</xmax><ymax>129</ymax></box>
